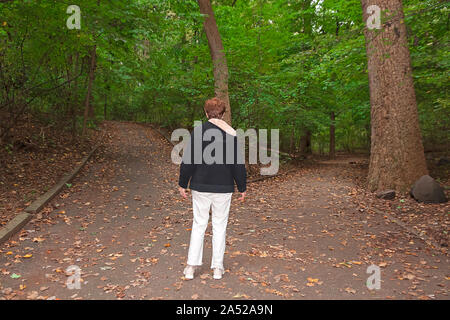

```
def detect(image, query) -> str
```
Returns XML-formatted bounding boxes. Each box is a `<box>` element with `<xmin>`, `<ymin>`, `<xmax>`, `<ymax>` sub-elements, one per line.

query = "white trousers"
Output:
<box><xmin>187</xmin><ymin>190</ymin><xmax>232</xmax><ymax>270</ymax></box>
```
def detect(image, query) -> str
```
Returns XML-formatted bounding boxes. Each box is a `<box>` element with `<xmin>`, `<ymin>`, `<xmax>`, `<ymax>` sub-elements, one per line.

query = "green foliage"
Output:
<box><xmin>0</xmin><ymin>0</ymin><xmax>448</xmax><ymax>153</ymax></box>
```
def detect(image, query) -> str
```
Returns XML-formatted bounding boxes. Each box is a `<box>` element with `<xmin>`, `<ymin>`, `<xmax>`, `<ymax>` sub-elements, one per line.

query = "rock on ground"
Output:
<box><xmin>410</xmin><ymin>175</ymin><xmax>447</xmax><ymax>204</ymax></box>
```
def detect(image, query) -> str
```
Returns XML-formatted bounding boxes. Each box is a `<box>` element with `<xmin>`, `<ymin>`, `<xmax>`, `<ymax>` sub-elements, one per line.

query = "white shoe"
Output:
<box><xmin>213</xmin><ymin>268</ymin><xmax>224</xmax><ymax>280</ymax></box>
<box><xmin>183</xmin><ymin>265</ymin><xmax>196</xmax><ymax>280</ymax></box>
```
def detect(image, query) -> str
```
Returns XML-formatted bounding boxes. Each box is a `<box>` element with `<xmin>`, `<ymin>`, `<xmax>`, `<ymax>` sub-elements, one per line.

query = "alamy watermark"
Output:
<box><xmin>66</xmin><ymin>5</ymin><xmax>81</xmax><ymax>30</ymax></box>
<box><xmin>366</xmin><ymin>264</ymin><xmax>381</xmax><ymax>290</ymax></box>
<box><xmin>66</xmin><ymin>265</ymin><xmax>81</xmax><ymax>290</ymax></box>
<box><xmin>366</xmin><ymin>5</ymin><xmax>381</xmax><ymax>30</ymax></box>
<box><xmin>170</xmin><ymin>121</ymin><xmax>279</xmax><ymax>175</ymax></box>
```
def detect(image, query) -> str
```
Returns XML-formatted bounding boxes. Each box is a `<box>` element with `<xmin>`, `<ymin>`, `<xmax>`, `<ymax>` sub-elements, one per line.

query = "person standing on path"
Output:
<box><xmin>178</xmin><ymin>97</ymin><xmax>247</xmax><ymax>280</ymax></box>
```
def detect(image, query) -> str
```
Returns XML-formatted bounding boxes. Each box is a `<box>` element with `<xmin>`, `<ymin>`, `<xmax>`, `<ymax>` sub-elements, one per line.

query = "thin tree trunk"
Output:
<box><xmin>361</xmin><ymin>0</ymin><xmax>428</xmax><ymax>192</ymax></box>
<box><xmin>66</xmin><ymin>54</ymin><xmax>73</xmax><ymax>136</ymax></box>
<box><xmin>189</xmin><ymin>100</ymin><xmax>196</xmax><ymax>127</ymax></box>
<box><xmin>303</xmin><ymin>0</ymin><xmax>312</xmax><ymax>35</ymax></box>
<box><xmin>298</xmin><ymin>0</ymin><xmax>313</xmax><ymax>154</ymax></box>
<box><xmin>197</xmin><ymin>0</ymin><xmax>231</xmax><ymax>125</ymax></box>
<box><xmin>289</xmin><ymin>127</ymin><xmax>295</xmax><ymax>154</ymax></box>
<box><xmin>88</xmin><ymin>48</ymin><xmax>97</xmax><ymax>119</ymax></box>
<box><xmin>329</xmin><ymin>111</ymin><xmax>335</xmax><ymax>158</ymax></box>
<box><xmin>68</xmin><ymin>52</ymin><xmax>80</xmax><ymax>140</ymax></box>
<box><xmin>104</xmin><ymin>94</ymin><xmax>107</xmax><ymax>120</ymax></box>
<box><xmin>300</xmin><ymin>130</ymin><xmax>312</xmax><ymax>155</ymax></box>
<box><xmin>82</xmin><ymin>45</ymin><xmax>97</xmax><ymax>136</ymax></box>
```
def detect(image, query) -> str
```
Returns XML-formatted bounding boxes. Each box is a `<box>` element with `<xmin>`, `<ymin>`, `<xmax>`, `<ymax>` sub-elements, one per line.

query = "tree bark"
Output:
<box><xmin>66</xmin><ymin>54</ymin><xmax>74</xmax><ymax>139</ymax></box>
<box><xmin>302</xmin><ymin>0</ymin><xmax>312</xmax><ymax>35</ymax></box>
<box><xmin>298</xmin><ymin>0</ymin><xmax>313</xmax><ymax>155</ymax></box>
<box><xmin>329</xmin><ymin>111</ymin><xmax>335</xmax><ymax>158</ymax></box>
<box><xmin>361</xmin><ymin>0</ymin><xmax>428</xmax><ymax>192</ymax></box>
<box><xmin>197</xmin><ymin>0</ymin><xmax>232</xmax><ymax>125</ymax></box>
<box><xmin>66</xmin><ymin>52</ymin><xmax>80</xmax><ymax>140</ymax></box>
<box><xmin>82</xmin><ymin>45</ymin><xmax>97</xmax><ymax>136</ymax></box>
<box><xmin>290</xmin><ymin>127</ymin><xmax>295</xmax><ymax>154</ymax></box>
<box><xmin>300</xmin><ymin>130</ymin><xmax>312</xmax><ymax>155</ymax></box>
<box><xmin>104</xmin><ymin>94</ymin><xmax>107</xmax><ymax>120</ymax></box>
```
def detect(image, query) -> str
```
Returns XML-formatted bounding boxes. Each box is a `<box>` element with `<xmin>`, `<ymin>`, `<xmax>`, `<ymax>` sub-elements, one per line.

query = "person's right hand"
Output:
<box><xmin>238</xmin><ymin>191</ymin><xmax>246</xmax><ymax>202</ymax></box>
<box><xmin>179</xmin><ymin>187</ymin><xmax>188</xmax><ymax>199</ymax></box>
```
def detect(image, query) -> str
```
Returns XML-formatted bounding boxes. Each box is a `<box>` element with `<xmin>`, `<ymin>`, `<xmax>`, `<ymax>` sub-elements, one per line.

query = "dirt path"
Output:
<box><xmin>0</xmin><ymin>121</ymin><xmax>448</xmax><ymax>300</ymax></box>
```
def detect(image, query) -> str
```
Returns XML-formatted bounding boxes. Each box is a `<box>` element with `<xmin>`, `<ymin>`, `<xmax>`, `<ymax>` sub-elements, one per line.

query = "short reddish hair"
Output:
<box><xmin>204</xmin><ymin>97</ymin><xmax>225</xmax><ymax>119</ymax></box>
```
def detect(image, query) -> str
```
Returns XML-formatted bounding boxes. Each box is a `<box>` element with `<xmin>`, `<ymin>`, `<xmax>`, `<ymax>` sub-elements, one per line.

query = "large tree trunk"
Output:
<box><xmin>329</xmin><ymin>111</ymin><xmax>335</xmax><ymax>158</ymax></box>
<box><xmin>82</xmin><ymin>45</ymin><xmax>97</xmax><ymax>136</ymax></box>
<box><xmin>197</xmin><ymin>0</ymin><xmax>231</xmax><ymax>125</ymax></box>
<box><xmin>361</xmin><ymin>0</ymin><xmax>427</xmax><ymax>192</ymax></box>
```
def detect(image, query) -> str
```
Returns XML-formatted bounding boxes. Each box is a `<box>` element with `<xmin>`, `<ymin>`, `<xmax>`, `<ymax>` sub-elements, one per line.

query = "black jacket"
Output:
<box><xmin>178</xmin><ymin>120</ymin><xmax>247</xmax><ymax>193</ymax></box>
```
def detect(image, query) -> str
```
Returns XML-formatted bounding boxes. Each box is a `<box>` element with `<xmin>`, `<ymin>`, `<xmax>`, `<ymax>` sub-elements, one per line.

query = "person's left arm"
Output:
<box><xmin>178</xmin><ymin>133</ymin><xmax>195</xmax><ymax>198</ymax></box>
